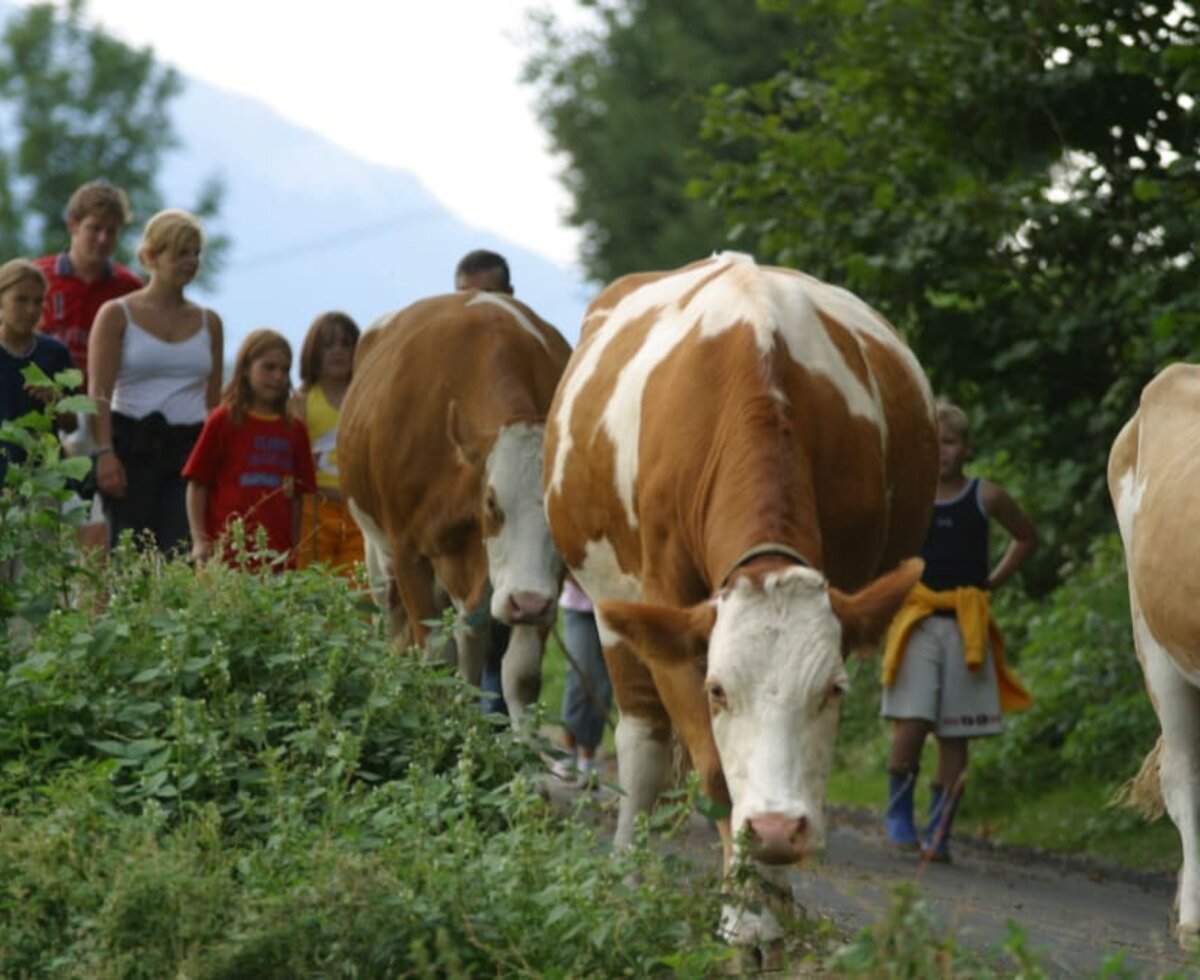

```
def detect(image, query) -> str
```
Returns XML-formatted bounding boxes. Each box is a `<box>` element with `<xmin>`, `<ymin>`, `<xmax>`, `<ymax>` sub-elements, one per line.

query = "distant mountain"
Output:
<box><xmin>0</xmin><ymin>0</ymin><xmax>591</xmax><ymax>354</ymax></box>
<box><xmin>165</xmin><ymin>78</ymin><xmax>593</xmax><ymax>354</ymax></box>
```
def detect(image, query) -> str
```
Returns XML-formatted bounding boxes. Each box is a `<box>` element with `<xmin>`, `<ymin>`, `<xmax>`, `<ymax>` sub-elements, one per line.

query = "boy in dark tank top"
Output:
<box><xmin>880</xmin><ymin>400</ymin><xmax>1038</xmax><ymax>860</ymax></box>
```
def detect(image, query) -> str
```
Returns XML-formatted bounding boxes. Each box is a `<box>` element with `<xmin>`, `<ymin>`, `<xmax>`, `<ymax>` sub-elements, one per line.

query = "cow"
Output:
<box><xmin>1108</xmin><ymin>362</ymin><xmax>1200</xmax><ymax>948</ymax></box>
<box><xmin>543</xmin><ymin>252</ymin><xmax>937</xmax><ymax>948</ymax></box>
<box><xmin>340</xmin><ymin>290</ymin><xmax>572</xmax><ymax>724</ymax></box>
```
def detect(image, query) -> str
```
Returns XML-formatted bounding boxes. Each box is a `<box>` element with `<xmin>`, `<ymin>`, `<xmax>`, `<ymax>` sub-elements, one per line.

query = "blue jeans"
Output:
<box><xmin>560</xmin><ymin>609</ymin><xmax>612</xmax><ymax>748</ymax></box>
<box><xmin>479</xmin><ymin>618</ymin><xmax>510</xmax><ymax>717</ymax></box>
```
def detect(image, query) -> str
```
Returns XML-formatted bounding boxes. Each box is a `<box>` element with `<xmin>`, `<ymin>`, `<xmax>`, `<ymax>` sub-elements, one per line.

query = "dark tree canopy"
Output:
<box><xmin>0</xmin><ymin>0</ymin><xmax>223</xmax><ymax>271</ymax></box>
<box><xmin>523</xmin><ymin>0</ymin><xmax>812</xmax><ymax>284</ymax></box>
<box><xmin>693</xmin><ymin>0</ymin><xmax>1200</xmax><ymax>589</ymax></box>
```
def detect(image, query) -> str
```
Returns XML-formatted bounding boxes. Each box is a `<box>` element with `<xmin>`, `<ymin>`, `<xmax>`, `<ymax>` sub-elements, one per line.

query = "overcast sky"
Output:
<box><xmin>29</xmin><ymin>0</ymin><xmax>589</xmax><ymax>270</ymax></box>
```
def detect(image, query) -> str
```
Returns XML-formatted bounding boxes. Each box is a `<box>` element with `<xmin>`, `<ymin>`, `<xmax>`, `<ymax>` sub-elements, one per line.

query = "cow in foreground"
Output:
<box><xmin>543</xmin><ymin>252</ymin><xmax>936</xmax><ymax>946</ymax></box>
<box><xmin>340</xmin><ymin>291</ymin><xmax>571</xmax><ymax>723</ymax></box>
<box><xmin>1109</xmin><ymin>362</ymin><xmax>1200</xmax><ymax>948</ymax></box>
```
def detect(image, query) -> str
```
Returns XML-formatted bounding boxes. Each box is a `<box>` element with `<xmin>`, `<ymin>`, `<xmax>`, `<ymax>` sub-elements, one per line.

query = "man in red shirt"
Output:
<box><xmin>36</xmin><ymin>180</ymin><xmax>142</xmax><ymax>551</ymax></box>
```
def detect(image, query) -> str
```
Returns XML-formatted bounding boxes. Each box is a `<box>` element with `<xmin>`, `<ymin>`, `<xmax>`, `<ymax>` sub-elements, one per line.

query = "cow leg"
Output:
<box><xmin>451</xmin><ymin>591</ymin><xmax>490</xmax><ymax>683</ymax></box>
<box><xmin>602</xmin><ymin>635</ymin><xmax>672</xmax><ymax>850</ymax></box>
<box><xmin>1139</xmin><ymin>618</ymin><xmax>1200</xmax><ymax>944</ymax></box>
<box><xmin>719</xmin><ymin>862</ymin><xmax>789</xmax><ymax>955</ymax></box>
<box><xmin>392</xmin><ymin>552</ymin><xmax>452</xmax><ymax>665</ymax></box>
<box><xmin>501</xmin><ymin>623</ymin><xmax>544</xmax><ymax>728</ymax></box>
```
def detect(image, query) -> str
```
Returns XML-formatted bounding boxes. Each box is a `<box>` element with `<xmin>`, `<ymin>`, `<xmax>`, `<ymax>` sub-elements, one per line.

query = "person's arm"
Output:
<box><xmin>204</xmin><ymin>310</ymin><xmax>224</xmax><ymax>410</ymax></box>
<box><xmin>88</xmin><ymin>300</ymin><xmax>128</xmax><ymax>498</ymax></box>
<box><xmin>980</xmin><ymin>480</ymin><xmax>1038</xmax><ymax>592</ymax></box>
<box><xmin>186</xmin><ymin>481</ymin><xmax>212</xmax><ymax>563</ymax></box>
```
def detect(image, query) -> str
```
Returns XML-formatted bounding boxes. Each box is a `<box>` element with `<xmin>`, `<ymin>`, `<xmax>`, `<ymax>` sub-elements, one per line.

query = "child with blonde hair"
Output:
<box><xmin>183</xmin><ymin>329</ymin><xmax>316</xmax><ymax>569</ymax></box>
<box><xmin>881</xmin><ymin>399</ymin><xmax>1038</xmax><ymax>861</ymax></box>
<box><xmin>0</xmin><ymin>259</ymin><xmax>76</xmax><ymax>485</ymax></box>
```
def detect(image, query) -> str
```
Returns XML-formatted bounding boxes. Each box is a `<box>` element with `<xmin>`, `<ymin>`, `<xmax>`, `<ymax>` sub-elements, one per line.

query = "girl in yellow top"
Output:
<box><xmin>290</xmin><ymin>311</ymin><xmax>364</xmax><ymax>574</ymax></box>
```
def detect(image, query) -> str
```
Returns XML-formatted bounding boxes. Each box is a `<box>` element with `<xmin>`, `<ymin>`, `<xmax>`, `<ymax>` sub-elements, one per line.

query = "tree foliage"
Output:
<box><xmin>0</xmin><ymin>0</ymin><xmax>223</xmax><ymax>269</ymax></box>
<box><xmin>523</xmin><ymin>0</ymin><xmax>813</xmax><ymax>283</ymax></box>
<box><xmin>696</xmin><ymin>0</ymin><xmax>1200</xmax><ymax>588</ymax></box>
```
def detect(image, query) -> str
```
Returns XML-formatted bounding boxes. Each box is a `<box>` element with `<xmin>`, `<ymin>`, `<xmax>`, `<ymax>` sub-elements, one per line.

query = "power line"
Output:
<box><xmin>227</xmin><ymin>206</ymin><xmax>449</xmax><ymax>273</ymax></box>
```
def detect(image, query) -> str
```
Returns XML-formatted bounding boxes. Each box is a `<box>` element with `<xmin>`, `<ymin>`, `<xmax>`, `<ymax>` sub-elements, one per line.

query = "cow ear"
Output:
<box><xmin>596</xmin><ymin>598</ymin><xmax>715</xmax><ymax>667</ymax></box>
<box><xmin>447</xmin><ymin>400</ymin><xmax>483</xmax><ymax>467</ymax></box>
<box><xmin>829</xmin><ymin>557</ymin><xmax>923</xmax><ymax>657</ymax></box>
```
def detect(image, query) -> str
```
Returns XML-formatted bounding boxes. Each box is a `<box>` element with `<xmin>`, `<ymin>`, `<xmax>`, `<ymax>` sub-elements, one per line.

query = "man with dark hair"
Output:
<box><xmin>454</xmin><ymin>249</ymin><xmax>515</xmax><ymax>717</ymax></box>
<box><xmin>454</xmin><ymin>249</ymin><xmax>513</xmax><ymax>295</ymax></box>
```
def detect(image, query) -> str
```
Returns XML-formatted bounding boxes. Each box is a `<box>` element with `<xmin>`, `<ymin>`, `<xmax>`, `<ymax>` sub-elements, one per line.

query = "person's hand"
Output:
<box><xmin>95</xmin><ymin>450</ymin><xmax>127</xmax><ymax>498</ymax></box>
<box><xmin>191</xmin><ymin>538</ymin><xmax>213</xmax><ymax>564</ymax></box>
<box><xmin>23</xmin><ymin>382</ymin><xmax>57</xmax><ymax>405</ymax></box>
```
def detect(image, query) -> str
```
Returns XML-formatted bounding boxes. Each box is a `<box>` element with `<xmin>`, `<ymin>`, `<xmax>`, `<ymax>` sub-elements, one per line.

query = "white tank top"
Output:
<box><xmin>110</xmin><ymin>299</ymin><xmax>212</xmax><ymax>425</ymax></box>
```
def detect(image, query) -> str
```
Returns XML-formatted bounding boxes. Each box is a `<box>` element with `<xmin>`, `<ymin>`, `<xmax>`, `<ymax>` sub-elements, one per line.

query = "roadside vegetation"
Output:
<box><xmin>5</xmin><ymin>371</ymin><xmax>1194</xmax><ymax>978</ymax></box>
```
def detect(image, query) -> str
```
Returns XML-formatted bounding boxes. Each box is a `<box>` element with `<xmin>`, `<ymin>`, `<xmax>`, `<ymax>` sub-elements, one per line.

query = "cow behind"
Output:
<box><xmin>340</xmin><ymin>291</ymin><xmax>571</xmax><ymax>722</ymax></box>
<box><xmin>543</xmin><ymin>252</ymin><xmax>936</xmax><ymax>946</ymax></box>
<box><xmin>1108</xmin><ymin>362</ymin><xmax>1200</xmax><ymax>949</ymax></box>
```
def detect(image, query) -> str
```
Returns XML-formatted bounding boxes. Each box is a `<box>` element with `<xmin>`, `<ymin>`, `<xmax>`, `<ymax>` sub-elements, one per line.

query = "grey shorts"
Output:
<box><xmin>881</xmin><ymin>615</ymin><xmax>1003</xmax><ymax>738</ymax></box>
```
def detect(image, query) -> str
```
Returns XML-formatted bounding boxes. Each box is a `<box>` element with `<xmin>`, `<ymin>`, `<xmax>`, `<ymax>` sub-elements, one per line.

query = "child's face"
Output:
<box><xmin>318</xmin><ymin>331</ymin><xmax>354</xmax><ymax>382</ymax></box>
<box><xmin>0</xmin><ymin>279</ymin><xmax>46</xmax><ymax>340</ymax></box>
<box><xmin>247</xmin><ymin>349</ymin><xmax>291</xmax><ymax>410</ymax></box>
<box><xmin>938</xmin><ymin>423</ymin><xmax>970</xmax><ymax>480</ymax></box>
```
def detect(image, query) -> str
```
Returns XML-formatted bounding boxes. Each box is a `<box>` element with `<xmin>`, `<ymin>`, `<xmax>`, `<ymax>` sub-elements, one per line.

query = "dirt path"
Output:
<box><xmin>547</xmin><ymin>776</ymin><xmax>1191</xmax><ymax>976</ymax></box>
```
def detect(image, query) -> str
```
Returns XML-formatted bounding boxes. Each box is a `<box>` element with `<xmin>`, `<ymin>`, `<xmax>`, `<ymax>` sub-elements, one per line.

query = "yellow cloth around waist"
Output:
<box><xmin>881</xmin><ymin>581</ymin><xmax>1032</xmax><ymax>712</ymax></box>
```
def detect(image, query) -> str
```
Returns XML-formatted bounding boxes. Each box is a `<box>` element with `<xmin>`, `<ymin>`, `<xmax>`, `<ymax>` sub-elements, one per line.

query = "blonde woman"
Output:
<box><xmin>88</xmin><ymin>210</ymin><xmax>223</xmax><ymax>554</ymax></box>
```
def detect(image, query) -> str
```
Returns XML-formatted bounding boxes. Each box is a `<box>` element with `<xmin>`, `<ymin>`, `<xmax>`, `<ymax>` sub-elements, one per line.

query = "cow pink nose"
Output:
<box><xmin>505</xmin><ymin>591</ymin><xmax>555</xmax><ymax>625</ymax></box>
<box><xmin>747</xmin><ymin>813</ymin><xmax>808</xmax><ymax>866</ymax></box>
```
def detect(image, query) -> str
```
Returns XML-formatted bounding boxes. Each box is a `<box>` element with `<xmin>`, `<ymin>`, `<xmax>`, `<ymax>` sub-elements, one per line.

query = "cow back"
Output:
<box><xmin>1110</xmin><ymin>363</ymin><xmax>1200</xmax><ymax>662</ymax></box>
<box><xmin>546</xmin><ymin>253</ymin><xmax>935</xmax><ymax>603</ymax></box>
<box><xmin>341</xmin><ymin>292</ymin><xmax>571</xmax><ymax>542</ymax></box>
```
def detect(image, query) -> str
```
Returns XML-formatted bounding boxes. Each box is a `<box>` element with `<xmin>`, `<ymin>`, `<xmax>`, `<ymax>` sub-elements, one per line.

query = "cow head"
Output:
<box><xmin>449</xmin><ymin>404</ymin><xmax>562</xmax><ymax>626</ymax></box>
<box><xmin>599</xmin><ymin>558</ymin><xmax>921</xmax><ymax>867</ymax></box>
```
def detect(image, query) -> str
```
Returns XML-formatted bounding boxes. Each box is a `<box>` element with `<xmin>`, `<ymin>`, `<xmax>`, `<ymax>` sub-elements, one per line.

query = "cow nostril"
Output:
<box><xmin>747</xmin><ymin>813</ymin><xmax>807</xmax><ymax>864</ymax></box>
<box><xmin>506</xmin><ymin>592</ymin><xmax>555</xmax><ymax>623</ymax></box>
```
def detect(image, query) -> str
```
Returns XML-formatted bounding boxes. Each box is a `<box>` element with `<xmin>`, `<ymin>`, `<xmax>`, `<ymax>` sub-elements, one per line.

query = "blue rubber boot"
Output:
<box><xmin>884</xmin><ymin>769</ymin><xmax>920</xmax><ymax>849</ymax></box>
<box><xmin>923</xmin><ymin>783</ymin><xmax>959</xmax><ymax>862</ymax></box>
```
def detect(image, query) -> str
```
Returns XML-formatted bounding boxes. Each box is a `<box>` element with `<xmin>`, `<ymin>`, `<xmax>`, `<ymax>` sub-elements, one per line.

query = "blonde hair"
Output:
<box><xmin>936</xmin><ymin>399</ymin><xmax>970</xmax><ymax>440</ymax></box>
<box><xmin>222</xmin><ymin>329</ymin><xmax>293</xmax><ymax>424</ymax></box>
<box><xmin>136</xmin><ymin>209</ymin><xmax>204</xmax><ymax>269</ymax></box>
<box><xmin>0</xmin><ymin>258</ymin><xmax>46</xmax><ymax>299</ymax></box>
<box><xmin>0</xmin><ymin>259</ymin><xmax>47</xmax><ymax>325</ymax></box>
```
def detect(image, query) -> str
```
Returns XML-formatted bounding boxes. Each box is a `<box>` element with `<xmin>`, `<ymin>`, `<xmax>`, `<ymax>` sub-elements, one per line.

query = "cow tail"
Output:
<box><xmin>1109</xmin><ymin>736</ymin><xmax>1165</xmax><ymax>820</ymax></box>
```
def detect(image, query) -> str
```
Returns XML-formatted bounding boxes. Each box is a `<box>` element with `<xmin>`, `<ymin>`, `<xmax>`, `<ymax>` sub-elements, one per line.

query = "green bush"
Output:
<box><xmin>971</xmin><ymin>533</ymin><xmax>1157</xmax><ymax>802</ymax></box>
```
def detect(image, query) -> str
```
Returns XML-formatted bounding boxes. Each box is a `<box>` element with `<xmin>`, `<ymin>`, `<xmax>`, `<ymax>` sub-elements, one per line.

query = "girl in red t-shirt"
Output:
<box><xmin>182</xmin><ymin>329</ymin><xmax>316</xmax><ymax>569</ymax></box>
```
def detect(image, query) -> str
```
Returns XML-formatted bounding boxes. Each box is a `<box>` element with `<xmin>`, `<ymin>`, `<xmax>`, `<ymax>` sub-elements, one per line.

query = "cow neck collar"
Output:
<box><xmin>719</xmin><ymin>543</ymin><xmax>810</xmax><ymax>590</ymax></box>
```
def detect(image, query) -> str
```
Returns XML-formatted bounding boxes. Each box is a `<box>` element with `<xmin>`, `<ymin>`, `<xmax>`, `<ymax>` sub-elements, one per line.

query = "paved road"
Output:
<box><xmin>797</xmin><ymin>807</ymin><xmax>1188</xmax><ymax>977</ymax></box>
<box><xmin>548</xmin><ymin>776</ymin><xmax>1192</xmax><ymax>976</ymax></box>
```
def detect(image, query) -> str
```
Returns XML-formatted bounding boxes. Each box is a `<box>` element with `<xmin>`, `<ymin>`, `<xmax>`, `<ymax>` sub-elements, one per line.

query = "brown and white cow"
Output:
<box><xmin>1108</xmin><ymin>362</ymin><xmax>1200</xmax><ymax>948</ymax></box>
<box><xmin>543</xmin><ymin>252</ymin><xmax>936</xmax><ymax>945</ymax></box>
<box><xmin>340</xmin><ymin>291</ymin><xmax>572</xmax><ymax>722</ymax></box>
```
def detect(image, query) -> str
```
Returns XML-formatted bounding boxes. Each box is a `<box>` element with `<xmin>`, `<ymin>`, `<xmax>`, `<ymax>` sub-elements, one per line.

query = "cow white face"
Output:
<box><xmin>483</xmin><ymin>422</ymin><xmax>563</xmax><ymax>626</ymax></box>
<box><xmin>706</xmin><ymin>567</ymin><xmax>848</xmax><ymax>865</ymax></box>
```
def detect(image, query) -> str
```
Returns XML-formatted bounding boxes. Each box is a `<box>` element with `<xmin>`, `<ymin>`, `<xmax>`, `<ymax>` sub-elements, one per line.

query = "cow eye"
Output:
<box><xmin>821</xmin><ymin>682</ymin><xmax>846</xmax><ymax>711</ymax></box>
<box><xmin>484</xmin><ymin>487</ymin><xmax>504</xmax><ymax>525</ymax></box>
<box><xmin>706</xmin><ymin>679</ymin><xmax>728</xmax><ymax>713</ymax></box>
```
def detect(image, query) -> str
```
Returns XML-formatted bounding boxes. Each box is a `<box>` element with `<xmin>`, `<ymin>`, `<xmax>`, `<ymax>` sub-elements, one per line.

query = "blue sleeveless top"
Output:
<box><xmin>921</xmin><ymin>477</ymin><xmax>989</xmax><ymax>591</ymax></box>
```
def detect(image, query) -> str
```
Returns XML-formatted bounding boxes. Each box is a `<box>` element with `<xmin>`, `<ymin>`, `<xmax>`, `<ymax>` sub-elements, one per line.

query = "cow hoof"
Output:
<box><xmin>1175</xmin><ymin>922</ymin><xmax>1200</xmax><ymax>951</ymax></box>
<box><xmin>721</xmin><ymin>939</ymin><xmax>785</xmax><ymax>975</ymax></box>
